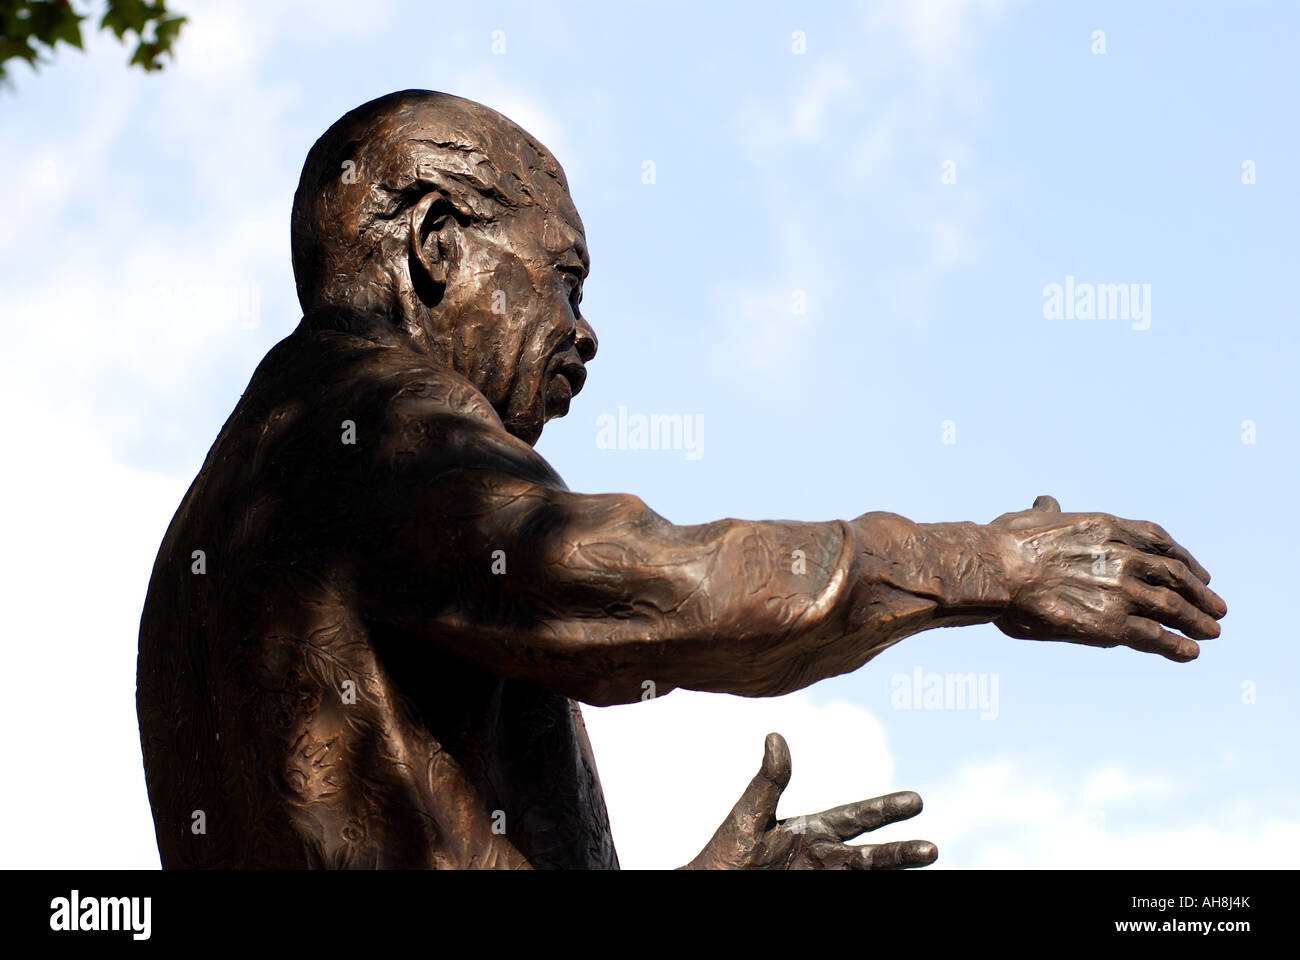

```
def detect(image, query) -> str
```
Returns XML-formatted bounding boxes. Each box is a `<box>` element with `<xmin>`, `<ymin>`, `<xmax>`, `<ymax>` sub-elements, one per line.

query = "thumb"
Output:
<box><xmin>731</xmin><ymin>732</ymin><xmax>791</xmax><ymax>830</ymax></box>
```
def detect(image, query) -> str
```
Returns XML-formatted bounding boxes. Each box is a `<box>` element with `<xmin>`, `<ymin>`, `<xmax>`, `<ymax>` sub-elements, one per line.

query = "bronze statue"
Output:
<box><xmin>136</xmin><ymin>90</ymin><xmax>1226</xmax><ymax>869</ymax></box>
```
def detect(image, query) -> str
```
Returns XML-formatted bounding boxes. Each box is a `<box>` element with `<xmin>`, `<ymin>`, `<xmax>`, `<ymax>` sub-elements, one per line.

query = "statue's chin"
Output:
<box><xmin>501</xmin><ymin>372</ymin><xmax>575</xmax><ymax>445</ymax></box>
<box><xmin>503</xmin><ymin>400</ymin><xmax>545</xmax><ymax>446</ymax></box>
<box><xmin>505</xmin><ymin>421</ymin><xmax>542</xmax><ymax>446</ymax></box>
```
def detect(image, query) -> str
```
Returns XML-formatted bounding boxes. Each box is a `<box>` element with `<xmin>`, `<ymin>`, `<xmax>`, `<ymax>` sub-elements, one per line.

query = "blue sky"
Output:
<box><xmin>1</xmin><ymin>0</ymin><xmax>1295</xmax><ymax>868</ymax></box>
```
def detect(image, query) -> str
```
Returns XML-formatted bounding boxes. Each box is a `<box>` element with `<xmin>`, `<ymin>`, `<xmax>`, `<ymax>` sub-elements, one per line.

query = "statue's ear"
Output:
<box><xmin>407</xmin><ymin>192</ymin><xmax>465</xmax><ymax>307</ymax></box>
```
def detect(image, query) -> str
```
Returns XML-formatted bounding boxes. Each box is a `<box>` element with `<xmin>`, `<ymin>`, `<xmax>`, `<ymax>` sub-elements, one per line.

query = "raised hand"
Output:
<box><xmin>682</xmin><ymin>732</ymin><xmax>937</xmax><ymax>870</ymax></box>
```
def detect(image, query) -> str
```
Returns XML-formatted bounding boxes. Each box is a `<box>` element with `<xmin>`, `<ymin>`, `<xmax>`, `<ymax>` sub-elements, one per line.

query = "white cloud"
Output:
<box><xmin>712</xmin><ymin>0</ymin><xmax>1013</xmax><ymax>365</ymax></box>
<box><xmin>449</xmin><ymin>67</ymin><xmax>574</xmax><ymax>174</ymax></box>
<box><xmin>0</xmin><ymin>388</ymin><xmax>182</xmax><ymax>868</ymax></box>
<box><xmin>924</xmin><ymin>755</ymin><xmax>1300</xmax><ymax>869</ymax></box>
<box><xmin>1081</xmin><ymin>764</ymin><xmax>1175</xmax><ymax>808</ymax></box>
<box><xmin>794</xmin><ymin>65</ymin><xmax>853</xmax><ymax>140</ymax></box>
<box><xmin>0</xmin><ymin>4</ymin><xmax>300</xmax><ymax>465</ymax></box>
<box><xmin>581</xmin><ymin>690</ymin><xmax>898</xmax><ymax>868</ymax></box>
<box><xmin>585</xmin><ymin>692</ymin><xmax>1300</xmax><ymax>870</ymax></box>
<box><xmin>0</xmin><ymin>60</ymin><xmax>137</xmax><ymax>257</ymax></box>
<box><xmin>0</xmin><ymin>0</ymin><xmax>310</xmax><ymax>867</ymax></box>
<box><xmin>874</xmin><ymin>0</ymin><xmax>1014</xmax><ymax>64</ymax></box>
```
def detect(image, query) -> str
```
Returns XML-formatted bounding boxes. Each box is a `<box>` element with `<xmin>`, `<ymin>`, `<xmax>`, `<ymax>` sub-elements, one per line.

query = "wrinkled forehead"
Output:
<box><xmin>389</xmin><ymin>100</ymin><xmax>584</xmax><ymax>240</ymax></box>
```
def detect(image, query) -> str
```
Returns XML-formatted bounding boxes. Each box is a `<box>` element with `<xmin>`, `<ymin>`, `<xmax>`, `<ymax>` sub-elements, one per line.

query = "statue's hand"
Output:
<box><xmin>990</xmin><ymin>495</ymin><xmax>1227</xmax><ymax>662</ymax></box>
<box><xmin>681</xmin><ymin>733</ymin><xmax>937</xmax><ymax>870</ymax></box>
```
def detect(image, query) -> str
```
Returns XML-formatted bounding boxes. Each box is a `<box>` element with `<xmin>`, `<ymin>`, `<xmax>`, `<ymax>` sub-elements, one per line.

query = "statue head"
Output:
<box><xmin>291</xmin><ymin>89</ymin><xmax>597</xmax><ymax>444</ymax></box>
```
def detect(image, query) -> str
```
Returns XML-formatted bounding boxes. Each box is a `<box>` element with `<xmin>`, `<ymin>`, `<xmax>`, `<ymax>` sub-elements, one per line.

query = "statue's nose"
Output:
<box><xmin>575</xmin><ymin>314</ymin><xmax>598</xmax><ymax>363</ymax></box>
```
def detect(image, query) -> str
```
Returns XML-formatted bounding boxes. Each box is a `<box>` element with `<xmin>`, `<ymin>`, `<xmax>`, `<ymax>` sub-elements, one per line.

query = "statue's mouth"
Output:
<box><xmin>545</xmin><ymin>353</ymin><xmax>586</xmax><ymax>418</ymax></box>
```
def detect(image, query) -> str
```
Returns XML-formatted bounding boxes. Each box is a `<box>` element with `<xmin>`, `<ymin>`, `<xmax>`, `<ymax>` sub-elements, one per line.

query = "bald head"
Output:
<box><xmin>289</xmin><ymin>90</ymin><xmax>596</xmax><ymax>446</ymax></box>
<box><xmin>290</xmin><ymin>89</ymin><xmax>574</xmax><ymax>317</ymax></box>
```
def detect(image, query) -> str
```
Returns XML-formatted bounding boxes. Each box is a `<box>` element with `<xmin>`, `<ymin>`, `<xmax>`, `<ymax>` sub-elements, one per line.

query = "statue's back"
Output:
<box><xmin>136</xmin><ymin>324</ymin><xmax>618</xmax><ymax>869</ymax></box>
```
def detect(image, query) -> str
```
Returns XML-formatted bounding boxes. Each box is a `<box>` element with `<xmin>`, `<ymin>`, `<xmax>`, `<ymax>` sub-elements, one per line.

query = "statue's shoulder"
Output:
<box><xmin>238</xmin><ymin>316</ymin><xmax>556</xmax><ymax>478</ymax></box>
<box><xmin>384</xmin><ymin>359</ymin><xmax>502</xmax><ymax>428</ymax></box>
<box><xmin>254</xmin><ymin>317</ymin><xmax>502</xmax><ymax>429</ymax></box>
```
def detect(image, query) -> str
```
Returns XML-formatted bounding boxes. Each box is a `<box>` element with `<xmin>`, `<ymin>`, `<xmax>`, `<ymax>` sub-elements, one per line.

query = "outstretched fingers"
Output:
<box><xmin>1115</xmin><ymin>520</ymin><xmax>1212</xmax><ymax>585</ymax></box>
<box><xmin>847</xmin><ymin>840</ymin><xmax>939</xmax><ymax>870</ymax></box>
<box><xmin>799</xmin><ymin>791</ymin><xmax>924</xmax><ymax>843</ymax></box>
<box><xmin>1130</xmin><ymin>552</ymin><xmax>1227</xmax><ymax>620</ymax></box>
<box><xmin>1122</xmin><ymin>615</ymin><xmax>1200</xmax><ymax>662</ymax></box>
<box><xmin>1126</xmin><ymin>581</ymin><xmax>1221</xmax><ymax>640</ymax></box>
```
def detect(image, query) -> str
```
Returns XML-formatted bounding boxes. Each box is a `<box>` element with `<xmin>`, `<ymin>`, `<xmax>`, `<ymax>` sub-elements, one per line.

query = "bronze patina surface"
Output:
<box><xmin>137</xmin><ymin>91</ymin><xmax>1226</xmax><ymax>869</ymax></box>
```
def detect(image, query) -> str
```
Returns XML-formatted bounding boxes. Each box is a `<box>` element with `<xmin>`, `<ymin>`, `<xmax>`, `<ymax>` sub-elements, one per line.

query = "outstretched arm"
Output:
<box><xmin>358</xmin><ymin>392</ymin><xmax>1225</xmax><ymax>705</ymax></box>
